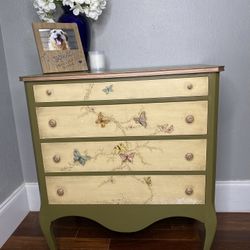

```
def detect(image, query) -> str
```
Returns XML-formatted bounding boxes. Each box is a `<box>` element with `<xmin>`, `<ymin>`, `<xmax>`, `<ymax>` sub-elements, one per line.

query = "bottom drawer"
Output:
<box><xmin>46</xmin><ymin>175</ymin><xmax>205</xmax><ymax>205</ymax></box>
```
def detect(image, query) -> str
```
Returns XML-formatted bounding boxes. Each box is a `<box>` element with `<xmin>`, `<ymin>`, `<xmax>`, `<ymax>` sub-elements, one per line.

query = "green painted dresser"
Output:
<box><xmin>21</xmin><ymin>65</ymin><xmax>224</xmax><ymax>250</ymax></box>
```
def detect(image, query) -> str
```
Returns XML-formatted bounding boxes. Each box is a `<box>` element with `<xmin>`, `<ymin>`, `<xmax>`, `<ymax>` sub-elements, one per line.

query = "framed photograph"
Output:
<box><xmin>32</xmin><ymin>22</ymin><xmax>88</xmax><ymax>74</ymax></box>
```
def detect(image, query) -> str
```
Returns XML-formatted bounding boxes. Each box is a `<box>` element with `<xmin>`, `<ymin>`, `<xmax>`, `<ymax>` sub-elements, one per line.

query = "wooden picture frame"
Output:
<box><xmin>32</xmin><ymin>22</ymin><xmax>88</xmax><ymax>74</ymax></box>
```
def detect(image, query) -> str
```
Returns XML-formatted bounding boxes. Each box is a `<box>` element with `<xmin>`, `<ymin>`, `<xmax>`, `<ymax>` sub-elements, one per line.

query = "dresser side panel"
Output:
<box><xmin>25</xmin><ymin>83</ymin><xmax>49</xmax><ymax>207</ymax></box>
<box><xmin>205</xmin><ymin>73</ymin><xmax>220</xmax><ymax>208</ymax></box>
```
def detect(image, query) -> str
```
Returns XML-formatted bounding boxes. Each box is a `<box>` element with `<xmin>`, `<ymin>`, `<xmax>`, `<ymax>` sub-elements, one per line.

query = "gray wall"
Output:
<box><xmin>0</xmin><ymin>27</ymin><xmax>23</xmax><ymax>203</ymax></box>
<box><xmin>0</xmin><ymin>0</ymin><xmax>40</xmax><ymax>182</ymax></box>
<box><xmin>0</xmin><ymin>0</ymin><xmax>250</xmax><ymax>182</ymax></box>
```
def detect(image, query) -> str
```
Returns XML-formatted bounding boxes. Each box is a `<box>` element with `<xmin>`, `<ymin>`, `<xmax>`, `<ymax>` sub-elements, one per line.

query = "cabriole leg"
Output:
<box><xmin>203</xmin><ymin>211</ymin><xmax>217</xmax><ymax>250</ymax></box>
<box><xmin>39</xmin><ymin>213</ymin><xmax>57</xmax><ymax>250</ymax></box>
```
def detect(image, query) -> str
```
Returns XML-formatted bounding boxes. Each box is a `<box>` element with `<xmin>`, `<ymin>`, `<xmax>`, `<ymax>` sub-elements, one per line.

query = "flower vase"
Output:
<box><xmin>58</xmin><ymin>6</ymin><xmax>91</xmax><ymax>56</ymax></box>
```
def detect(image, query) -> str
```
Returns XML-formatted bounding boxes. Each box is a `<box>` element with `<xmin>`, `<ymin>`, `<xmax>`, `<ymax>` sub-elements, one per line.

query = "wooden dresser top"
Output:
<box><xmin>20</xmin><ymin>65</ymin><xmax>224</xmax><ymax>82</ymax></box>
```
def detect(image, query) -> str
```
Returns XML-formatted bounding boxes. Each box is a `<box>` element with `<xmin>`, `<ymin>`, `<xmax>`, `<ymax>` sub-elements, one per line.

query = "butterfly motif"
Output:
<box><xmin>102</xmin><ymin>85</ymin><xmax>113</xmax><ymax>95</ymax></box>
<box><xmin>73</xmin><ymin>149</ymin><xmax>91</xmax><ymax>166</ymax></box>
<box><xmin>119</xmin><ymin>152</ymin><xmax>135</xmax><ymax>163</ymax></box>
<box><xmin>144</xmin><ymin>177</ymin><xmax>152</xmax><ymax>186</ymax></box>
<box><xmin>95</xmin><ymin>112</ymin><xmax>111</xmax><ymax>128</ymax></box>
<box><xmin>133</xmin><ymin>111</ymin><xmax>147</xmax><ymax>128</ymax></box>
<box><xmin>157</xmin><ymin>124</ymin><xmax>174</xmax><ymax>134</ymax></box>
<box><xmin>113</xmin><ymin>143</ymin><xmax>128</xmax><ymax>154</ymax></box>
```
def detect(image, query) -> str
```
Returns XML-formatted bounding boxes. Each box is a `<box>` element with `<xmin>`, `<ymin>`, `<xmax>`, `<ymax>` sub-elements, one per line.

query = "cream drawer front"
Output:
<box><xmin>33</xmin><ymin>77</ymin><xmax>208</xmax><ymax>102</ymax></box>
<box><xmin>41</xmin><ymin>139</ymin><xmax>207</xmax><ymax>172</ymax></box>
<box><xmin>36</xmin><ymin>101</ymin><xmax>208</xmax><ymax>139</ymax></box>
<box><xmin>46</xmin><ymin>175</ymin><xmax>205</xmax><ymax>205</ymax></box>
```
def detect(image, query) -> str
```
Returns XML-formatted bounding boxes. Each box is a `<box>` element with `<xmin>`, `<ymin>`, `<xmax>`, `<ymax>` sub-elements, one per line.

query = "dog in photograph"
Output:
<box><xmin>48</xmin><ymin>29</ymin><xmax>69</xmax><ymax>50</ymax></box>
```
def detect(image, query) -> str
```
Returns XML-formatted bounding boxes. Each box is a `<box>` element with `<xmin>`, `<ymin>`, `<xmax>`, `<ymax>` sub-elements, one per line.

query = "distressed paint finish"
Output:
<box><xmin>41</xmin><ymin>139</ymin><xmax>207</xmax><ymax>172</ymax></box>
<box><xmin>46</xmin><ymin>175</ymin><xmax>206</xmax><ymax>205</ymax></box>
<box><xmin>22</xmin><ymin>66</ymin><xmax>223</xmax><ymax>250</ymax></box>
<box><xmin>33</xmin><ymin>76</ymin><xmax>208</xmax><ymax>102</ymax></box>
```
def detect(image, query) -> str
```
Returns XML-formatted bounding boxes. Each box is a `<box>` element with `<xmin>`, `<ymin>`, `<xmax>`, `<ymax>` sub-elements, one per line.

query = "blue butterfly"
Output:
<box><xmin>73</xmin><ymin>149</ymin><xmax>91</xmax><ymax>166</ymax></box>
<box><xmin>133</xmin><ymin>111</ymin><xmax>147</xmax><ymax>128</ymax></box>
<box><xmin>102</xmin><ymin>84</ymin><xmax>113</xmax><ymax>95</ymax></box>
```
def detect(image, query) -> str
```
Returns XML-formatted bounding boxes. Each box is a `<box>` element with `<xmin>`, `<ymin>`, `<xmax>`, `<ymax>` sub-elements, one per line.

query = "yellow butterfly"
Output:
<box><xmin>95</xmin><ymin>112</ymin><xmax>110</xmax><ymax>128</ymax></box>
<box><xmin>113</xmin><ymin>143</ymin><xmax>128</xmax><ymax>154</ymax></box>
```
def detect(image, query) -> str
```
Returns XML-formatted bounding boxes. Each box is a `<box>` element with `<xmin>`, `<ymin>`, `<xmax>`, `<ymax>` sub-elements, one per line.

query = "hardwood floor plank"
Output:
<box><xmin>109</xmin><ymin>239</ymin><xmax>202</xmax><ymax>250</ymax></box>
<box><xmin>2</xmin><ymin>236</ymin><xmax>49</xmax><ymax>250</ymax></box>
<box><xmin>12</xmin><ymin>212</ymin><xmax>43</xmax><ymax>237</ymax></box>
<box><xmin>57</xmin><ymin>238</ymin><xmax>110</xmax><ymax>250</ymax></box>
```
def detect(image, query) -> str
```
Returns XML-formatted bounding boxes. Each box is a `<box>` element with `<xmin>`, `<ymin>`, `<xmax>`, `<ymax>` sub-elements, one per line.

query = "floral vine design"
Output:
<box><xmin>83</xmin><ymin>83</ymin><xmax>113</xmax><ymax>101</ymax></box>
<box><xmin>79</xmin><ymin>105</ymin><xmax>175</xmax><ymax>136</ymax></box>
<box><xmin>81</xmin><ymin>84</ymin><xmax>176</xmax><ymax>136</ymax></box>
<box><xmin>58</xmin><ymin>142</ymin><xmax>159</xmax><ymax>203</ymax></box>
<box><xmin>98</xmin><ymin>175</ymin><xmax>154</xmax><ymax>204</ymax></box>
<box><xmin>83</xmin><ymin>83</ymin><xmax>94</xmax><ymax>101</ymax></box>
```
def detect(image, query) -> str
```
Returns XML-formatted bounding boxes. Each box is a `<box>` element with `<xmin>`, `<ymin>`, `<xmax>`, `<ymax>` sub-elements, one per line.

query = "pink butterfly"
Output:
<box><xmin>119</xmin><ymin>152</ymin><xmax>135</xmax><ymax>163</ymax></box>
<box><xmin>133</xmin><ymin>111</ymin><xmax>147</xmax><ymax>128</ymax></box>
<box><xmin>157</xmin><ymin>124</ymin><xmax>174</xmax><ymax>134</ymax></box>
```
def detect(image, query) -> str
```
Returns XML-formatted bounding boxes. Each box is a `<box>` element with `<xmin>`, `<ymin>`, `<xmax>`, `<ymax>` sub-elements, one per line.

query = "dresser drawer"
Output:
<box><xmin>41</xmin><ymin>139</ymin><xmax>207</xmax><ymax>172</ymax></box>
<box><xmin>46</xmin><ymin>175</ymin><xmax>205</xmax><ymax>205</ymax></box>
<box><xmin>36</xmin><ymin>101</ymin><xmax>208</xmax><ymax>139</ymax></box>
<box><xmin>33</xmin><ymin>77</ymin><xmax>208</xmax><ymax>103</ymax></box>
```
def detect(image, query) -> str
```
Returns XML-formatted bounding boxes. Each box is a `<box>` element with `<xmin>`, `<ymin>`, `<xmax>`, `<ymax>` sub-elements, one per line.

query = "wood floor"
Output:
<box><xmin>2</xmin><ymin>213</ymin><xmax>250</xmax><ymax>250</ymax></box>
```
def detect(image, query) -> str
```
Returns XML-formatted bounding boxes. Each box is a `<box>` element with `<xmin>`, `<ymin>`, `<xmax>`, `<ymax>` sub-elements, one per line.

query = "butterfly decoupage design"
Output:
<box><xmin>113</xmin><ymin>143</ymin><xmax>128</xmax><ymax>154</ymax></box>
<box><xmin>95</xmin><ymin>112</ymin><xmax>111</xmax><ymax>128</ymax></box>
<box><xmin>157</xmin><ymin>124</ymin><xmax>174</xmax><ymax>134</ymax></box>
<box><xmin>119</xmin><ymin>152</ymin><xmax>135</xmax><ymax>163</ymax></box>
<box><xmin>133</xmin><ymin>111</ymin><xmax>147</xmax><ymax>128</ymax></box>
<box><xmin>73</xmin><ymin>149</ymin><xmax>91</xmax><ymax>166</ymax></box>
<box><xmin>102</xmin><ymin>84</ymin><xmax>113</xmax><ymax>95</ymax></box>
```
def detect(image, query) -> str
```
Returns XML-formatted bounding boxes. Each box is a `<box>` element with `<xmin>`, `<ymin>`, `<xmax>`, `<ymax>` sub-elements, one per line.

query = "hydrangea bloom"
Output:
<box><xmin>33</xmin><ymin>0</ymin><xmax>107</xmax><ymax>22</ymax></box>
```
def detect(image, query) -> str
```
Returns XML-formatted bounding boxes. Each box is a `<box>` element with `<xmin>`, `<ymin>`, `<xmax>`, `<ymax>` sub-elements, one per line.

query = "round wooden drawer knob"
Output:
<box><xmin>185</xmin><ymin>153</ymin><xmax>194</xmax><ymax>161</ymax></box>
<box><xmin>185</xmin><ymin>187</ymin><xmax>194</xmax><ymax>196</ymax></box>
<box><xmin>48</xmin><ymin>119</ymin><xmax>57</xmax><ymax>128</ymax></box>
<box><xmin>57</xmin><ymin>188</ymin><xmax>64</xmax><ymax>196</ymax></box>
<box><xmin>187</xmin><ymin>83</ymin><xmax>193</xmax><ymax>90</ymax></box>
<box><xmin>46</xmin><ymin>89</ymin><xmax>52</xmax><ymax>96</ymax></box>
<box><xmin>53</xmin><ymin>154</ymin><xmax>61</xmax><ymax>163</ymax></box>
<box><xmin>185</xmin><ymin>115</ymin><xmax>194</xmax><ymax>124</ymax></box>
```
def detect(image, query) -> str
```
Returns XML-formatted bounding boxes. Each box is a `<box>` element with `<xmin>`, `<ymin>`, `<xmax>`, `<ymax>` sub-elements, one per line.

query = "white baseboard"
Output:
<box><xmin>215</xmin><ymin>180</ymin><xmax>250</xmax><ymax>212</ymax></box>
<box><xmin>0</xmin><ymin>184</ymin><xmax>29</xmax><ymax>248</ymax></box>
<box><xmin>1</xmin><ymin>180</ymin><xmax>250</xmax><ymax>247</ymax></box>
<box><xmin>25</xmin><ymin>183</ymin><xmax>41</xmax><ymax>211</ymax></box>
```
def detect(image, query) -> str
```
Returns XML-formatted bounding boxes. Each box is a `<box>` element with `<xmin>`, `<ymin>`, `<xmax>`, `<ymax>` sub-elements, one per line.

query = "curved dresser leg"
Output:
<box><xmin>39</xmin><ymin>213</ymin><xmax>57</xmax><ymax>250</ymax></box>
<box><xmin>203</xmin><ymin>211</ymin><xmax>217</xmax><ymax>250</ymax></box>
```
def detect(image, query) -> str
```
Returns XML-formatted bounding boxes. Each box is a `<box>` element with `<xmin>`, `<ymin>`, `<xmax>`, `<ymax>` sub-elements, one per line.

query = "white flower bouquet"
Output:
<box><xmin>34</xmin><ymin>0</ymin><xmax>107</xmax><ymax>22</ymax></box>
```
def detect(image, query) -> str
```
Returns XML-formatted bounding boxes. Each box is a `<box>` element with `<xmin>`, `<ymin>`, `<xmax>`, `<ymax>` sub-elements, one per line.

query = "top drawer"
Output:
<box><xmin>33</xmin><ymin>77</ymin><xmax>208</xmax><ymax>103</ymax></box>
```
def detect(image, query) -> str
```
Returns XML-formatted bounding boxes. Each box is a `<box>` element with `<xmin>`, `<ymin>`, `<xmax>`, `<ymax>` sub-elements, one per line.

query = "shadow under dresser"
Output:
<box><xmin>20</xmin><ymin>65</ymin><xmax>224</xmax><ymax>250</ymax></box>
